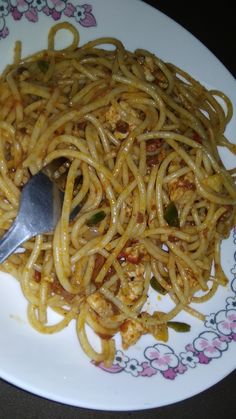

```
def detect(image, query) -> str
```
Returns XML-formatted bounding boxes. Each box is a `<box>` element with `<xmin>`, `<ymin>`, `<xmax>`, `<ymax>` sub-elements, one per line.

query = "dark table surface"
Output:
<box><xmin>1</xmin><ymin>1</ymin><xmax>235</xmax><ymax>418</ymax></box>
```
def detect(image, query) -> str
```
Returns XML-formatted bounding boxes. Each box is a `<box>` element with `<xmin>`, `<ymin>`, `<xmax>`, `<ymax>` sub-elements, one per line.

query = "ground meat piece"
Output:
<box><xmin>87</xmin><ymin>291</ymin><xmax>114</xmax><ymax>318</ymax></box>
<box><xmin>120</xmin><ymin>319</ymin><xmax>145</xmax><ymax>349</ymax></box>
<box><xmin>123</xmin><ymin>242</ymin><xmax>147</xmax><ymax>264</ymax></box>
<box><xmin>168</xmin><ymin>172</ymin><xmax>195</xmax><ymax>204</ymax></box>
<box><xmin>141</xmin><ymin>312</ymin><xmax>168</xmax><ymax>342</ymax></box>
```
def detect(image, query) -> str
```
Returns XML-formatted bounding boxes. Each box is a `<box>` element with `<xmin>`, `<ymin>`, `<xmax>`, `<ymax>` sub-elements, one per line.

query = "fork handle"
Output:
<box><xmin>0</xmin><ymin>219</ymin><xmax>32</xmax><ymax>263</ymax></box>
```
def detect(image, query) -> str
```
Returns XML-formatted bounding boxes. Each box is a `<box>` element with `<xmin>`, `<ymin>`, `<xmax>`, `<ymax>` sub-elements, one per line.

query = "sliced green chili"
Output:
<box><xmin>167</xmin><ymin>321</ymin><xmax>191</xmax><ymax>332</ymax></box>
<box><xmin>38</xmin><ymin>60</ymin><xmax>49</xmax><ymax>73</ymax></box>
<box><xmin>164</xmin><ymin>202</ymin><xmax>179</xmax><ymax>227</ymax></box>
<box><xmin>87</xmin><ymin>211</ymin><xmax>106</xmax><ymax>226</ymax></box>
<box><xmin>150</xmin><ymin>277</ymin><xmax>168</xmax><ymax>295</ymax></box>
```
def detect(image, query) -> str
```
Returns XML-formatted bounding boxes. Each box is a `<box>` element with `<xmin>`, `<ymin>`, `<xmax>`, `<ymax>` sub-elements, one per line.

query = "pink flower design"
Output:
<box><xmin>113</xmin><ymin>350</ymin><xmax>128</xmax><ymax>369</ymax></box>
<box><xmin>194</xmin><ymin>331</ymin><xmax>228</xmax><ymax>359</ymax></box>
<box><xmin>10</xmin><ymin>0</ymin><xmax>32</xmax><ymax>13</ymax></box>
<box><xmin>215</xmin><ymin>309</ymin><xmax>236</xmax><ymax>336</ymax></box>
<box><xmin>139</xmin><ymin>362</ymin><xmax>157</xmax><ymax>377</ymax></box>
<box><xmin>46</xmin><ymin>0</ymin><xmax>66</xmax><ymax>12</ymax></box>
<box><xmin>185</xmin><ymin>343</ymin><xmax>197</xmax><ymax>354</ymax></box>
<box><xmin>174</xmin><ymin>362</ymin><xmax>188</xmax><ymax>374</ymax></box>
<box><xmin>180</xmin><ymin>350</ymin><xmax>199</xmax><ymax>368</ymax></box>
<box><xmin>51</xmin><ymin>8</ymin><xmax>61</xmax><ymax>19</ymax></box>
<box><xmin>64</xmin><ymin>1</ymin><xmax>75</xmax><ymax>17</ymax></box>
<box><xmin>219</xmin><ymin>335</ymin><xmax>232</xmax><ymax>343</ymax></box>
<box><xmin>144</xmin><ymin>343</ymin><xmax>179</xmax><ymax>372</ymax></box>
<box><xmin>25</xmin><ymin>6</ymin><xmax>38</xmax><ymax>21</ymax></box>
<box><xmin>42</xmin><ymin>5</ymin><xmax>50</xmax><ymax>15</ymax></box>
<box><xmin>31</xmin><ymin>0</ymin><xmax>46</xmax><ymax>11</ymax></box>
<box><xmin>11</xmin><ymin>7</ymin><xmax>22</xmax><ymax>19</ymax></box>
<box><xmin>162</xmin><ymin>368</ymin><xmax>177</xmax><ymax>380</ymax></box>
<box><xmin>197</xmin><ymin>352</ymin><xmax>211</xmax><ymax>364</ymax></box>
<box><xmin>1</xmin><ymin>2</ymin><xmax>97</xmax><ymax>41</ymax></box>
<box><xmin>73</xmin><ymin>4</ymin><xmax>96</xmax><ymax>27</ymax></box>
<box><xmin>0</xmin><ymin>17</ymin><xmax>9</xmax><ymax>37</ymax></box>
<box><xmin>124</xmin><ymin>358</ymin><xmax>143</xmax><ymax>377</ymax></box>
<box><xmin>41</xmin><ymin>0</ymin><xmax>65</xmax><ymax>19</ymax></box>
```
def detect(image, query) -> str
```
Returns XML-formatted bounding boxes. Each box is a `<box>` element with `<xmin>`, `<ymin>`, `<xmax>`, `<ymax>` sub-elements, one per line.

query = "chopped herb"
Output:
<box><xmin>38</xmin><ymin>60</ymin><xmax>49</xmax><ymax>73</ymax></box>
<box><xmin>164</xmin><ymin>202</ymin><xmax>179</xmax><ymax>227</ymax></box>
<box><xmin>150</xmin><ymin>277</ymin><xmax>168</xmax><ymax>294</ymax></box>
<box><xmin>167</xmin><ymin>321</ymin><xmax>191</xmax><ymax>332</ymax></box>
<box><xmin>87</xmin><ymin>211</ymin><xmax>106</xmax><ymax>226</ymax></box>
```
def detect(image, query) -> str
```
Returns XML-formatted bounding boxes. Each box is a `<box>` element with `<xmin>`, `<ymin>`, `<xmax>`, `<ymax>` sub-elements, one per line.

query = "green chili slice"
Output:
<box><xmin>164</xmin><ymin>202</ymin><xmax>179</xmax><ymax>227</ymax></box>
<box><xmin>87</xmin><ymin>211</ymin><xmax>106</xmax><ymax>226</ymax></box>
<box><xmin>167</xmin><ymin>321</ymin><xmax>191</xmax><ymax>332</ymax></box>
<box><xmin>150</xmin><ymin>277</ymin><xmax>168</xmax><ymax>295</ymax></box>
<box><xmin>38</xmin><ymin>60</ymin><xmax>49</xmax><ymax>73</ymax></box>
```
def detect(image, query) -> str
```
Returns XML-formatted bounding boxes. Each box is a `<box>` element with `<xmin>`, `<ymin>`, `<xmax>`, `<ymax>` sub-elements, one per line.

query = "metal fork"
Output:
<box><xmin>0</xmin><ymin>162</ymin><xmax>80</xmax><ymax>263</ymax></box>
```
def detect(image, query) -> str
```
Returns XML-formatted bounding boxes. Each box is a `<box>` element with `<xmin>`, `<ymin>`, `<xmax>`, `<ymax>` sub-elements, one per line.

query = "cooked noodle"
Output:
<box><xmin>0</xmin><ymin>22</ymin><xmax>235</xmax><ymax>366</ymax></box>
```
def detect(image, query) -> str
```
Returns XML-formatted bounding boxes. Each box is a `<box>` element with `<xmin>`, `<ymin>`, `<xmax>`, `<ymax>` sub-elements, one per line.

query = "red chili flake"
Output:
<box><xmin>218</xmin><ymin>205</ymin><xmax>233</xmax><ymax>222</ymax></box>
<box><xmin>126</xmin><ymin>254</ymin><xmax>141</xmax><ymax>264</ymax></box>
<box><xmin>34</xmin><ymin>270</ymin><xmax>41</xmax><ymax>283</ymax></box>
<box><xmin>117</xmin><ymin>239</ymin><xmax>133</xmax><ymax>262</ymax></box>
<box><xmin>119</xmin><ymin>251</ymin><xmax>143</xmax><ymax>264</ymax></box>
<box><xmin>18</xmin><ymin>127</ymin><xmax>27</xmax><ymax>134</ymax></box>
<box><xmin>146</xmin><ymin>138</ymin><xmax>163</xmax><ymax>153</ymax></box>
<box><xmin>91</xmin><ymin>254</ymin><xmax>106</xmax><ymax>282</ymax></box>
<box><xmin>116</xmin><ymin>120</ymin><xmax>129</xmax><ymax>133</ymax></box>
<box><xmin>77</xmin><ymin>121</ymin><xmax>87</xmax><ymax>130</ymax></box>
<box><xmin>193</xmin><ymin>133</ymin><xmax>202</xmax><ymax>143</ymax></box>
<box><xmin>146</xmin><ymin>154</ymin><xmax>160</xmax><ymax>167</ymax></box>
<box><xmin>137</xmin><ymin>212</ymin><xmax>144</xmax><ymax>223</ymax></box>
<box><xmin>168</xmin><ymin>235</ymin><xmax>179</xmax><ymax>243</ymax></box>
<box><xmin>50</xmin><ymin>279</ymin><xmax>74</xmax><ymax>302</ymax></box>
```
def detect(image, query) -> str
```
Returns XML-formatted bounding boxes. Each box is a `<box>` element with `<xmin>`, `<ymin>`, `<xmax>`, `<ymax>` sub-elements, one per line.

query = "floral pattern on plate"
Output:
<box><xmin>0</xmin><ymin>0</ymin><xmax>97</xmax><ymax>39</ymax></box>
<box><xmin>95</xmin><ymin>226</ymin><xmax>236</xmax><ymax>379</ymax></box>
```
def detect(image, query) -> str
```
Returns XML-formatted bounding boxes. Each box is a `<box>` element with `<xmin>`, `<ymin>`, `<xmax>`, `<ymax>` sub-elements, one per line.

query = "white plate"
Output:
<box><xmin>0</xmin><ymin>0</ymin><xmax>236</xmax><ymax>411</ymax></box>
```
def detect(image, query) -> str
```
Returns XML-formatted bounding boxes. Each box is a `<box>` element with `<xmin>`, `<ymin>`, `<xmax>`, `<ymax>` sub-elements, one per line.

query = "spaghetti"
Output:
<box><xmin>0</xmin><ymin>22</ymin><xmax>235</xmax><ymax>366</ymax></box>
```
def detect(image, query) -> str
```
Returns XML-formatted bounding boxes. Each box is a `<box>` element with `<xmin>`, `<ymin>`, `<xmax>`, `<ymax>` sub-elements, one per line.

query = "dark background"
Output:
<box><xmin>1</xmin><ymin>1</ymin><xmax>235</xmax><ymax>418</ymax></box>
<box><xmin>147</xmin><ymin>0</ymin><xmax>236</xmax><ymax>78</ymax></box>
